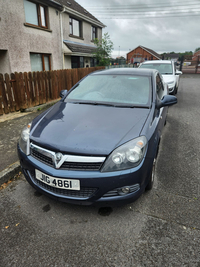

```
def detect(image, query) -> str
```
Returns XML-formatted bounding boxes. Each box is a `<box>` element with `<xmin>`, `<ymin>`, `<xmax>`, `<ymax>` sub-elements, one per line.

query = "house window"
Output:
<box><xmin>30</xmin><ymin>53</ymin><xmax>51</xmax><ymax>72</ymax></box>
<box><xmin>91</xmin><ymin>26</ymin><xmax>97</xmax><ymax>40</ymax></box>
<box><xmin>90</xmin><ymin>58</ymin><xmax>96</xmax><ymax>67</ymax></box>
<box><xmin>71</xmin><ymin>56</ymin><xmax>84</xmax><ymax>68</ymax></box>
<box><xmin>69</xmin><ymin>18</ymin><xmax>82</xmax><ymax>37</ymax></box>
<box><xmin>24</xmin><ymin>0</ymin><xmax>48</xmax><ymax>28</ymax></box>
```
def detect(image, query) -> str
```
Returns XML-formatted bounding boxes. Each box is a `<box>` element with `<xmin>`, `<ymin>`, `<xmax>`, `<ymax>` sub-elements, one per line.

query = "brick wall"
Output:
<box><xmin>127</xmin><ymin>47</ymin><xmax>159</xmax><ymax>63</ymax></box>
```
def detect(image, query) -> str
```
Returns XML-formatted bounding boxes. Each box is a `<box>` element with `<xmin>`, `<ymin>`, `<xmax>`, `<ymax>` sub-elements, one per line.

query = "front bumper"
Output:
<box><xmin>18</xmin><ymin>144</ymin><xmax>152</xmax><ymax>206</ymax></box>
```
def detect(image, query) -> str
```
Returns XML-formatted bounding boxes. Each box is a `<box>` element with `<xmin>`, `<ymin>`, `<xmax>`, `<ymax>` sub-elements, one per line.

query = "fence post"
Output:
<box><xmin>179</xmin><ymin>56</ymin><xmax>184</xmax><ymax>72</ymax></box>
<box><xmin>66</xmin><ymin>69</ymin><xmax>72</xmax><ymax>91</ymax></box>
<box><xmin>24</xmin><ymin>72</ymin><xmax>31</xmax><ymax>108</ymax></box>
<box><xmin>52</xmin><ymin>71</ymin><xmax>58</xmax><ymax>99</ymax></box>
<box><xmin>28</xmin><ymin>72</ymin><xmax>35</xmax><ymax>107</ymax></box>
<box><xmin>33</xmin><ymin>72</ymin><xmax>39</xmax><ymax>106</ymax></box>
<box><xmin>11</xmin><ymin>73</ymin><xmax>20</xmax><ymax>111</ymax></box>
<box><xmin>5</xmin><ymin>73</ymin><xmax>15</xmax><ymax>112</ymax></box>
<box><xmin>195</xmin><ymin>56</ymin><xmax>199</xmax><ymax>74</ymax></box>
<box><xmin>48</xmin><ymin>71</ymin><xmax>52</xmax><ymax>100</ymax></box>
<box><xmin>15</xmin><ymin>72</ymin><xmax>27</xmax><ymax>110</ymax></box>
<box><xmin>0</xmin><ymin>73</ymin><xmax>9</xmax><ymax>114</ymax></box>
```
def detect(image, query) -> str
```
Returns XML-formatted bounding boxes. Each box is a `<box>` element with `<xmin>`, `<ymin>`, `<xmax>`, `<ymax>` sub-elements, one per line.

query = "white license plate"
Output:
<box><xmin>35</xmin><ymin>169</ymin><xmax>80</xmax><ymax>190</ymax></box>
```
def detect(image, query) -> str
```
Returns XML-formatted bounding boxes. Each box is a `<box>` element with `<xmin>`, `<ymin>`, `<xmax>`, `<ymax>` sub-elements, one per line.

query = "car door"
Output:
<box><xmin>143</xmin><ymin>72</ymin><xmax>166</xmax><ymax>161</ymax></box>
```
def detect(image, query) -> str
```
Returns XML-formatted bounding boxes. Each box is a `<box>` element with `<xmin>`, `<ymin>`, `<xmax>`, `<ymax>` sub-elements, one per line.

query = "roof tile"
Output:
<box><xmin>54</xmin><ymin>0</ymin><xmax>103</xmax><ymax>25</ymax></box>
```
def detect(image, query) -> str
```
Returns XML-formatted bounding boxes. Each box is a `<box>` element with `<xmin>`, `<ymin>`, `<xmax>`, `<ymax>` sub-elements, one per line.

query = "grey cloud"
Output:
<box><xmin>76</xmin><ymin>0</ymin><xmax>200</xmax><ymax>57</ymax></box>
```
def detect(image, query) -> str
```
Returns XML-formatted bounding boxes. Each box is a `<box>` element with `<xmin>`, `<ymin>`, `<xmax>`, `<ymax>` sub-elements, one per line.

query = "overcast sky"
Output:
<box><xmin>75</xmin><ymin>0</ymin><xmax>200</xmax><ymax>58</ymax></box>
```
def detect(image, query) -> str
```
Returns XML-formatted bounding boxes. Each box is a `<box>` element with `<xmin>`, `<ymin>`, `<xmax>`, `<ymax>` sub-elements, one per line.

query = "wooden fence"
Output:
<box><xmin>181</xmin><ymin>59</ymin><xmax>200</xmax><ymax>74</ymax></box>
<box><xmin>0</xmin><ymin>66</ymin><xmax>105</xmax><ymax>115</ymax></box>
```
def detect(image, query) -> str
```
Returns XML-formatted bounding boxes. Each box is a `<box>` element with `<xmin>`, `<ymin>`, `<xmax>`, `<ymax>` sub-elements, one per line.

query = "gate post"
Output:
<box><xmin>179</xmin><ymin>56</ymin><xmax>184</xmax><ymax>72</ymax></box>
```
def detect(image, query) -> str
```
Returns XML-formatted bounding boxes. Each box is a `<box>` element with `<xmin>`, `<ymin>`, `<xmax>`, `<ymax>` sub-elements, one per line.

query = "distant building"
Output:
<box><xmin>162</xmin><ymin>53</ymin><xmax>179</xmax><ymax>62</ymax></box>
<box><xmin>127</xmin><ymin>45</ymin><xmax>161</xmax><ymax>64</ymax></box>
<box><xmin>192</xmin><ymin>50</ymin><xmax>200</xmax><ymax>61</ymax></box>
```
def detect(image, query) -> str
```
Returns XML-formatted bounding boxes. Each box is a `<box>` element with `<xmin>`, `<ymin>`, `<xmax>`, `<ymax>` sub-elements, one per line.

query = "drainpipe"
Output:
<box><xmin>60</xmin><ymin>7</ymin><xmax>66</xmax><ymax>69</ymax></box>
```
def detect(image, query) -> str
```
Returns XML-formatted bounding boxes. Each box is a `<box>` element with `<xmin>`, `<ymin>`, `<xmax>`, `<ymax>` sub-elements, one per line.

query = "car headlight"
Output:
<box><xmin>101</xmin><ymin>136</ymin><xmax>147</xmax><ymax>172</ymax></box>
<box><xmin>19</xmin><ymin>123</ymin><xmax>32</xmax><ymax>155</ymax></box>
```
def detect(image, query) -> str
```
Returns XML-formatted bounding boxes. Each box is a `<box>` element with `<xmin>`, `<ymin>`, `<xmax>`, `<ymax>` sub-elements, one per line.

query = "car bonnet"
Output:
<box><xmin>30</xmin><ymin>101</ymin><xmax>150</xmax><ymax>156</ymax></box>
<box><xmin>162</xmin><ymin>74</ymin><xmax>175</xmax><ymax>83</ymax></box>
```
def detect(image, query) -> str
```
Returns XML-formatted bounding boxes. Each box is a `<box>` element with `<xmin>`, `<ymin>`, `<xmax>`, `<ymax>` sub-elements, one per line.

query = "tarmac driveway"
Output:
<box><xmin>1</xmin><ymin>74</ymin><xmax>200</xmax><ymax>267</ymax></box>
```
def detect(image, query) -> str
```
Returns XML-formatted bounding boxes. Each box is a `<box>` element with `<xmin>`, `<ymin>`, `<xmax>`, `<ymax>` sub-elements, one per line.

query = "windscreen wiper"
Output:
<box><xmin>69</xmin><ymin>101</ymin><xmax>149</xmax><ymax>109</ymax></box>
<box><xmin>71</xmin><ymin>101</ymin><xmax>115</xmax><ymax>107</ymax></box>
<box><xmin>72</xmin><ymin>101</ymin><xmax>99</xmax><ymax>105</ymax></box>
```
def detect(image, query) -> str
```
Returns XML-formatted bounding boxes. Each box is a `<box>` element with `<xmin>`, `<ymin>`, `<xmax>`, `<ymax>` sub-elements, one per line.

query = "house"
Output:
<box><xmin>192</xmin><ymin>49</ymin><xmax>200</xmax><ymax>61</ymax></box>
<box><xmin>162</xmin><ymin>53</ymin><xmax>179</xmax><ymax>62</ymax></box>
<box><xmin>127</xmin><ymin>45</ymin><xmax>161</xmax><ymax>64</ymax></box>
<box><xmin>0</xmin><ymin>0</ymin><xmax>105</xmax><ymax>74</ymax></box>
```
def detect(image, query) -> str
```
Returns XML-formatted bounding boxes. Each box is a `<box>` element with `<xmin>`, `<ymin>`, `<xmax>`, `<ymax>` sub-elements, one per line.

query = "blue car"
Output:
<box><xmin>17</xmin><ymin>68</ymin><xmax>177</xmax><ymax>205</ymax></box>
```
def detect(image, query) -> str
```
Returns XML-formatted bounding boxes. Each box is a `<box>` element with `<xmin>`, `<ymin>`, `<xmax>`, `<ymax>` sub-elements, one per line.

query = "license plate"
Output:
<box><xmin>35</xmin><ymin>169</ymin><xmax>80</xmax><ymax>190</ymax></box>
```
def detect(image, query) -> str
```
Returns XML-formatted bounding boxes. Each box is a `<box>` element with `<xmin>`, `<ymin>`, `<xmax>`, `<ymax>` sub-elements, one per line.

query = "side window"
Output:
<box><xmin>91</xmin><ymin>26</ymin><xmax>97</xmax><ymax>40</ymax></box>
<box><xmin>69</xmin><ymin>17</ymin><xmax>82</xmax><ymax>37</ymax></box>
<box><xmin>156</xmin><ymin>73</ymin><xmax>164</xmax><ymax>100</ymax></box>
<box><xmin>30</xmin><ymin>53</ymin><xmax>51</xmax><ymax>71</ymax></box>
<box><xmin>24</xmin><ymin>0</ymin><xmax>48</xmax><ymax>28</ymax></box>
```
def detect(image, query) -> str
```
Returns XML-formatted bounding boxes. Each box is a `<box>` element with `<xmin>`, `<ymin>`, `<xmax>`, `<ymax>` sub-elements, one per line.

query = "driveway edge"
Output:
<box><xmin>0</xmin><ymin>161</ymin><xmax>21</xmax><ymax>185</ymax></box>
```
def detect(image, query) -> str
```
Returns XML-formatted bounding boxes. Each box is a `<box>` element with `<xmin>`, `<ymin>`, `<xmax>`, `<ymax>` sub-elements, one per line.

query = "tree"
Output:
<box><xmin>195</xmin><ymin>47</ymin><xmax>200</xmax><ymax>53</ymax></box>
<box><xmin>178</xmin><ymin>51</ymin><xmax>193</xmax><ymax>61</ymax></box>
<box><xmin>93</xmin><ymin>33</ymin><xmax>114</xmax><ymax>66</ymax></box>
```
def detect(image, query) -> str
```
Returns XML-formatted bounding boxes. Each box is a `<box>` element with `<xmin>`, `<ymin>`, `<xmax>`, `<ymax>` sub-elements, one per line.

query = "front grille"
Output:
<box><xmin>102</xmin><ymin>184</ymin><xmax>140</xmax><ymax>198</ymax></box>
<box><xmin>30</xmin><ymin>147</ymin><xmax>103</xmax><ymax>171</ymax></box>
<box><xmin>28</xmin><ymin>170</ymin><xmax>98</xmax><ymax>199</ymax></box>
<box><xmin>31</xmin><ymin>149</ymin><xmax>53</xmax><ymax>167</ymax></box>
<box><xmin>61</xmin><ymin>161</ymin><xmax>102</xmax><ymax>170</ymax></box>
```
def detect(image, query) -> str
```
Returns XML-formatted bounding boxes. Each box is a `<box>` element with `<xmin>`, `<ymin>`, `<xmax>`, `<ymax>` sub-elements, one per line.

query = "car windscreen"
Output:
<box><xmin>140</xmin><ymin>63</ymin><xmax>173</xmax><ymax>75</ymax></box>
<box><xmin>66</xmin><ymin>74</ymin><xmax>151</xmax><ymax>107</ymax></box>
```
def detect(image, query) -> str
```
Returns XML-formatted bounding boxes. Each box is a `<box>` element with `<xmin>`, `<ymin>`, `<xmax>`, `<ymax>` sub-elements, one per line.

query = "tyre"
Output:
<box><xmin>146</xmin><ymin>158</ymin><xmax>156</xmax><ymax>191</ymax></box>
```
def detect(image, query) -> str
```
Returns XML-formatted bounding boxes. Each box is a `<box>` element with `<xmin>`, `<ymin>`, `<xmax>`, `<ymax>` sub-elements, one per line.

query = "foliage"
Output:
<box><xmin>178</xmin><ymin>51</ymin><xmax>193</xmax><ymax>61</ymax></box>
<box><xmin>195</xmin><ymin>47</ymin><xmax>200</xmax><ymax>53</ymax></box>
<box><xmin>179</xmin><ymin>51</ymin><xmax>193</xmax><ymax>57</ymax></box>
<box><xmin>160</xmin><ymin>50</ymin><xmax>193</xmax><ymax>61</ymax></box>
<box><xmin>93</xmin><ymin>33</ymin><xmax>114</xmax><ymax>66</ymax></box>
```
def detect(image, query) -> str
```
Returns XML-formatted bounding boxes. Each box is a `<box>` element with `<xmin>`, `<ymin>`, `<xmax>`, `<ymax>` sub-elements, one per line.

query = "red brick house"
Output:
<box><xmin>192</xmin><ymin>50</ymin><xmax>200</xmax><ymax>61</ymax></box>
<box><xmin>127</xmin><ymin>45</ymin><xmax>161</xmax><ymax>64</ymax></box>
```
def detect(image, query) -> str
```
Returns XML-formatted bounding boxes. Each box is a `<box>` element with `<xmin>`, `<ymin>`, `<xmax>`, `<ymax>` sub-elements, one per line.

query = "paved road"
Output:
<box><xmin>1</xmin><ymin>74</ymin><xmax>200</xmax><ymax>267</ymax></box>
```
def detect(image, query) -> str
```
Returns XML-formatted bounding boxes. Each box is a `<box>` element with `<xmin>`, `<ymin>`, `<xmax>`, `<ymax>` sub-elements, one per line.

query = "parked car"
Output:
<box><xmin>139</xmin><ymin>60</ymin><xmax>182</xmax><ymax>95</ymax></box>
<box><xmin>17</xmin><ymin>68</ymin><xmax>177</xmax><ymax>206</ymax></box>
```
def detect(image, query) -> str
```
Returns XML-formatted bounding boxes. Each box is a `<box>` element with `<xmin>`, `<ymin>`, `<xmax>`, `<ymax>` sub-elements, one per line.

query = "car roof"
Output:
<box><xmin>91</xmin><ymin>68</ymin><xmax>156</xmax><ymax>76</ymax></box>
<box><xmin>141</xmin><ymin>60</ymin><xmax>172</xmax><ymax>65</ymax></box>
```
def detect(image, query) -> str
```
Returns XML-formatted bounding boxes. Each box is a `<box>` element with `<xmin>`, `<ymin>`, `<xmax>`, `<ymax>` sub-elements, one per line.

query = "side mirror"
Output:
<box><xmin>157</xmin><ymin>95</ymin><xmax>177</xmax><ymax>109</ymax></box>
<box><xmin>176</xmin><ymin>70</ymin><xmax>182</xmax><ymax>75</ymax></box>
<box><xmin>60</xmin><ymin>89</ymin><xmax>67</xmax><ymax>98</ymax></box>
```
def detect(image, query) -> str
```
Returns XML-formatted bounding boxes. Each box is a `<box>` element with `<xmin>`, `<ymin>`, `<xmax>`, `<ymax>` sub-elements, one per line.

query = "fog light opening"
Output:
<box><xmin>118</xmin><ymin>186</ymin><xmax>131</xmax><ymax>196</ymax></box>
